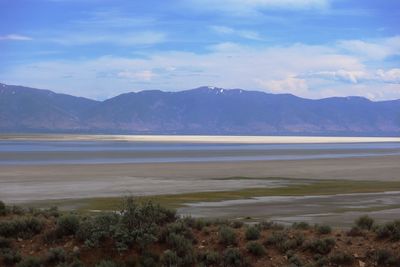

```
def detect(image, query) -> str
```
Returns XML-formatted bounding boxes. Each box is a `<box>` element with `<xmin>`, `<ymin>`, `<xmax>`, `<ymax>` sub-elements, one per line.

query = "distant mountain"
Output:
<box><xmin>1</xmin><ymin>83</ymin><xmax>400</xmax><ymax>136</ymax></box>
<box><xmin>0</xmin><ymin>83</ymin><xmax>98</xmax><ymax>132</ymax></box>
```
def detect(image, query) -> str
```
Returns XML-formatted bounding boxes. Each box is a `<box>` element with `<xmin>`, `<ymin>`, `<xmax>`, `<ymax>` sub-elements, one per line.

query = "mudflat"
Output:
<box><xmin>1</xmin><ymin>155</ymin><xmax>400</xmax><ymax>203</ymax></box>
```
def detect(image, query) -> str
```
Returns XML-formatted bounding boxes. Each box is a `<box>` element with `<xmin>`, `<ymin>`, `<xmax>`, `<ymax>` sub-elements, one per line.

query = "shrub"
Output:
<box><xmin>313</xmin><ymin>254</ymin><xmax>329</xmax><ymax>267</ymax></box>
<box><xmin>330</xmin><ymin>251</ymin><xmax>354</xmax><ymax>265</ymax></box>
<box><xmin>121</xmin><ymin>198</ymin><xmax>176</xmax><ymax>229</ymax></box>
<box><xmin>223</xmin><ymin>248</ymin><xmax>244</xmax><ymax>267</ymax></box>
<box><xmin>288</xmin><ymin>254</ymin><xmax>303</xmax><ymax>267</ymax></box>
<box><xmin>372</xmin><ymin>249</ymin><xmax>399</xmax><ymax>266</ymax></box>
<box><xmin>45</xmin><ymin>247</ymin><xmax>66</xmax><ymax>264</ymax></box>
<box><xmin>246</xmin><ymin>241</ymin><xmax>265</xmax><ymax>257</ymax></box>
<box><xmin>0</xmin><ymin>217</ymin><xmax>43</xmax><ymax>238</ymax></box>
<box><xmin>193</xmin><ymin>219</ymin><xmax>206</xmax><ymax>231</ymax></box>
<box><xmin>375</xmin><ymin>220</ymin><xmax>400</xmax><ymax>241</ymax></box>
<box><xmin>76</xmin><ymin>213</ymin><xmax>119</xmax><ymax>247</ymax></box>
<box><xmin>198</xmin><ymin>250</ymin><xmax>220</xmax><ymax>266</ymax></box>
<box><xmin>0</xmin><ymin>237</ymin><xmax>11</xmax><ymax>249</ymax></box>
<box><xmin>231</xmin><ymin>221</ymin><xmax>244</xmax><ymax>229</ymax></box>
<box><xmin>57</xmin><ymin>214</ymin><xmax>80</xmax><ymax>236</ymax></box>
<box><xmin>0</xmin><ymin>201</ymin><xmax>6</xmax><ymax>216</ymax></box>
<box><xmin>113</xmin><ymin>198</ymin><xmax>176</xmax><ymax>251</ymax></box>
<box><xmin>304</xmin><ymin>238</ymin><xmax>335</xmax><ymax>254</ymax></box>
<box><xmin>280</xmin><ymin>234</ymin><xmax>305</xmax><ymax>252</ymax></box>
<box><xmin>16</xmin><ymin>256</ymin><xmax>42</xmax><ymax>267</ymax></box>
<box><xmin>347</xmin><ymin>226</ymin><xmax>364</xmax><ymax>237</ymax></box>
<box><xmin>69</xmin><ymin>259</ymin><xmax>85</xmax><ymax>267</ymax></box>
<box><xmin>264</xmin><ymin>231</ymin><xmax>287</xmax><ymax>248</ymax></box>
<box><xmin>219</xmin><ymin>226</ymin><xmax>237</xmax><ymax>246</ymax></box>
<box><xmin>160</xmin><ymin>250</ymin><xmax>179</xmax><ymax>267</ymax></box>
<box><xmin>139</xmin><ymin>252</ymin><xmax>159</xmax><ymax>267</ymax></box>
<box><xmin>245</xmin><ymin>226</ymin><xmax>260</xmax><ymax>241</ymax></box>
<box><xmin>3</xmin><ymin>250</ymin><xmax>22</xmax><ymax>265</ymax></box>
<box><xmin>46</xmin><ymin>206</ymin><xmax>60</xmax><ymax>218</ymax></box>
<box><xmin>95</xmin><ymin>260</ymin><xmax>119</xmax><ymax>267</ymax></box>
<box><xmin>166</xmin><ymin>233</ymin><xmax>192</xmax><ymax>254</ymax></box>
<box><xmin>315</xmin><ymin>224</ymin><xmax>332</xmax><ymax>235</ymax></box>
<box><xmin>161</xmin><ymin>221</ymin><xmax>194</xmax><ymax>242</ymax></box>
<box><xmin>10</xmin><ymin>206</ymin><xmax>25</xmax><ymax>215</ymax></box>
<box><xmin>259</xmin><ymin>221</ymin><xmax>284</xmax><ymax>230</ymax></box>
<box><xmin>355</xmin><ymin>215</ymin><xmax>374</xmax><ymax>230</ymax></box>
<box><xmin>210</xmin><ymin>218</ymin><xmax>230</xmax><ymax>226</ymax></box>
<box><xmin>292</xmin><ymin>222</ymin><xmax>310</xmax><ymax>230</ymax></box>
<box><xmin>166</xmin><ymin>233</ymin><xmax>196</xmax><ymax>266</ymax></box>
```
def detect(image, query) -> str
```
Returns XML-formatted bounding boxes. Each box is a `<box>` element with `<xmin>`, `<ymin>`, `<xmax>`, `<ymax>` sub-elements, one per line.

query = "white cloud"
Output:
<box><xmin>117</xmin><ymin>70</ymin><xmax>155</xmax><ymax>81</ymax></box>
<box><xmin>0</xmin><ymin>34</ymin><xmax>32</xmax><ymax>41</ymax></box>
<box><xmin>256</xmin><ymin>76</ymin><xmax>309</xmax><ymax>95</ymax></box>
<box><xmin>338</xmin><ymin>36</ymin><xmax>400</xmax><ymax>60</ymax></box>
<box><xmin>1</xmin><ymin>37</ymin><xmax>400</xmax><ymax>100</ymax></box>
<box><xmin>302</xmin><ymin>68</ymin><xmax>400</xmax><ymax>84</ymax></box>
<box><xmin>300</xmin><ymin>70</ymin><xmax>368</xmax><ymax>84</ymax></box>
<box><xmin>375</xmin><ymin>69</ymin><xmax>400</xmax><ymax>84</ymax></box>
<box><xmin>211</xmin><ymin>26</ymin><xmax>263</xmax><ymax>40</ymax></box>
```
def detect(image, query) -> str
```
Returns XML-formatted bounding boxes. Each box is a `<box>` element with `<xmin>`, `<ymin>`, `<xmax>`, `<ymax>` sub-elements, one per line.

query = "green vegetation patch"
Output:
<box><xmin>16</xmin><ymin>178</ymin><xmax>400</xmax><ymax>213</ymax></box>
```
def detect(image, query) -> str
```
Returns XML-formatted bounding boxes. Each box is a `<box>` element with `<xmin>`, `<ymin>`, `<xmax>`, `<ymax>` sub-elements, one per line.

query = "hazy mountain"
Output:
<box><xmin>0</xmin><ymin>83</ymin><xmax>98</xmax><ymax>132</ymax></box>
<box><xmin>1</xmin><ymin>83</ymin><xmax>400</xmax><ymax>136</ymax></box>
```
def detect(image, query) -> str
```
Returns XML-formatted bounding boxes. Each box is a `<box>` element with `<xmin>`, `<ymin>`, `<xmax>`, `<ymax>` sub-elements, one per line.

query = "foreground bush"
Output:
<box><xmin>0</xmin><ymin>217</ymin><xmax>43</xmax><ymax>238</ymax></box>
<box><xmin>375</xmin><ymin>220</ymin><xmax>400</xmax><ymax>241</ymax></box>
<box><xmin>198</xmin><ymin>250</ymin><xmax>220</xmax><ymax>266</ymax></box>
<box><xmin>45</xmin><ymin>247</ymin><xmax>66</xmax><ymax>264</ymax></box>
<box><xmin>304</xmin><ymin>238</ymin><xmax>335</xmax><ymax>254</ymax></box>
<box><xmin>57</xmin><ymin>214</ymin><xmax>80</xmax><ymax>236</ymax></box>
<box><xmin>0</xmin><ymin>201</ymin><xmax>6</xmax><ymax>216</ymax></box>
<box><xmin>114</xmin><ymin>198</ymin><xmax>176</xmax><ymax>251</ymax></box>
<box><xmin>2</xmin><ymin>250</ymin><xmax>22</xmax><ymax>265</ymax></box>
<box><xmin>315</xmin><ymin>224</ymin><xmax>332</xmax><ymax>235</ymax></box>
<box><xmin>330</xmin><ymin>251</ymin><xmax>354</xmax><ymax>265</ymax></box>
<box><xmin>292</xmin><ymin>221</ymin><xmax>310</xmax><ymax>230</ymax></box>
<box><xmin>160</xmin><ymin>249</ymin><xmax>179</xmax><ymax>266</ymax></box>
<box><xmin>245</xmin><ymin>226</ymin><xmax>260</xmax><ymax>241</ymax></box>
<box><xmin>355</xmin><ymin>215</ymin><xmax>374</xmax><ymax>230</ymax></box>
<box><xmin>219</xmin><ymin>226</ymin><xmax>237</xmax><ymax>246</ymax></box>
<box><xmin>16</xmin><ymin>256</ymin><xmax>42</xmax><ymax>267</ymax></box>
<box><xmin>246</xmin><ymin>241</ymin><xmax>265</xmax><ymax>257</ymax></box>
<box><xmin>223</xmin><ymin>248</ymin><xmax>245</xmax><ymax>267</ymax></box>
<box><xmin>76</xmin><ymin>213</ymin><xmax>119</xmax><ymax>247</ymax></box>
<box><xmin>372</xmin><ymin>249</ymin><xmax>400</xmax><ymax>266</ymax></box>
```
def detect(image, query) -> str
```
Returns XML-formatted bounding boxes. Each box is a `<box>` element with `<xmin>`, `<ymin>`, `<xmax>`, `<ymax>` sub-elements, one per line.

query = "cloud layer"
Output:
<box><xmin>2</xmin><ymin>36</ymin><xmax>399</xmax><ymax>100</ymax></box>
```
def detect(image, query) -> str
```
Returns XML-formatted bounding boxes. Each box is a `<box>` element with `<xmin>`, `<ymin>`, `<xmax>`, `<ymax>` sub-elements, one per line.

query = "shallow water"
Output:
<box><xmin>1</xmin><ymin>139</ymin><xmax>400</xmax><ymax>165</ymax></box>
<box><xmin>178</xmin><ymin>191</ymin><xmax>400</xmax><ymax>226</ymax></box>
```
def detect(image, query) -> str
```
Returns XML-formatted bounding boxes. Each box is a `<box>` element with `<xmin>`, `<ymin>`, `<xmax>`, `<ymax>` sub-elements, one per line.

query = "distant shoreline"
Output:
<box><xmin>0</xmin><ymin>134</ymin><xmax>400</xmax><ymax>143</ymax></box>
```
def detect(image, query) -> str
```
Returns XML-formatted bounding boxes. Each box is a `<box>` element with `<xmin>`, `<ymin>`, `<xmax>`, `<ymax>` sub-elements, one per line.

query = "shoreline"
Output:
<box><xmin>1</xmin><ymin>133</ymin><xmax>400</xmax><ymax>143</ymax></box>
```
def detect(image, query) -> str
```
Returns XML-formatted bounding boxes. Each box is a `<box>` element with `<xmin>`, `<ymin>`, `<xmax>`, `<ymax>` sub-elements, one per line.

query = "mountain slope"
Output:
<box><xmin>0</xmin><ymin>83</ymin><xmax>98</xmax><ymax>131</ymax></box>
<box><xmin>1</xmin><ymin>84</ymin><xmax>399</xmax><ymax>135</ymax></box>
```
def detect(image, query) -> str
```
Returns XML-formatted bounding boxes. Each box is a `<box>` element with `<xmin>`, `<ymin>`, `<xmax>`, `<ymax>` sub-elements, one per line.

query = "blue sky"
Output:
<box><xmin>0</xmin><ymin>0</ymin><xmax>399</xmax><ymax>100</ymax></box>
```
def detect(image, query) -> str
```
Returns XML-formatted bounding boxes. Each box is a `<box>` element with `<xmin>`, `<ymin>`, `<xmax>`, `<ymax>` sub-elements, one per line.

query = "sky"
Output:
<box><xmin>0</xmin><ymin>0</ymin><xmax>399</xmax><ymax>100</ymax></box>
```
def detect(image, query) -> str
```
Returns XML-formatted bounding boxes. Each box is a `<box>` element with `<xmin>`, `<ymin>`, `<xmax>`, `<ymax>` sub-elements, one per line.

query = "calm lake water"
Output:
<box><xmin>1</xmin><ymin>139</ymin><xmax>400</xmax><ymax>165</ymax></box>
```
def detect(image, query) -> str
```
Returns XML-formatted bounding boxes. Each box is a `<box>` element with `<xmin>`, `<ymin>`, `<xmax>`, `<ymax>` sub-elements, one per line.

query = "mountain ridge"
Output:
<box><xmin>1</xmin><ymin>83</ymin><xmax>399</xmax><ymax>136</ymax></box>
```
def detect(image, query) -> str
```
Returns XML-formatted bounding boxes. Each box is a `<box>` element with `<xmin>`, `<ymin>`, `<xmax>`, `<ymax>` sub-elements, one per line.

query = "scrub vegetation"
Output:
<box><xmin>1</xmin><ymin>199</ymin><xmax>400</xmax><ymax>266</ymax></box>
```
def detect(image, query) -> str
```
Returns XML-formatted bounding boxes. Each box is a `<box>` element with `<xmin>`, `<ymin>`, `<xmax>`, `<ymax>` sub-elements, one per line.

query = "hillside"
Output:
<box><xmin>1</xmin><ymin>83</ymin><xmax>400</xmax><ymax>136</ymax></box>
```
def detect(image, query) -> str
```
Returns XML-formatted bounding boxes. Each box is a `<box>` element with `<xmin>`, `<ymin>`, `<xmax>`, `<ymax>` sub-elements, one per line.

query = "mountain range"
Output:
<box><xmin>1</xmin><ymin>82</ymin><xmax>400</xmax><ymax>136</ymax></box>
